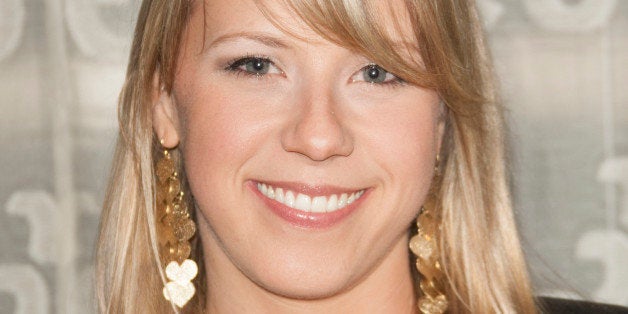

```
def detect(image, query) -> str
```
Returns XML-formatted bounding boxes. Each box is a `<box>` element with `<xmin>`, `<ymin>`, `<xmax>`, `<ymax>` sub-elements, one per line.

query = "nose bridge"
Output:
<box><xmin>281</xmin><ymin>80</ymin><xmax>353</xmax><ymax>161</ymax></box>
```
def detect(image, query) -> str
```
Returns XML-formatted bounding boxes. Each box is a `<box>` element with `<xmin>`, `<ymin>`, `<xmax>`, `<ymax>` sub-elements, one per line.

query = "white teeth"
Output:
<box><xmin>326</xmin><ymin>194</ymin><xmax>338</xmax><ymax>212</ymax></box>
<box><xmin>347</xmin><ymin>193</ymin><xmax>356</xmax><ymax>204</ymax></box>
<box><xmin>256</xmin><ymin>183</ymin><xmax>365</xmax><ymax>213</ymax></box>
<box><xmin>275</xmin><ymin>188</ymin><xmax>284</xmax><ymax>203</ymax></box>
<box><xmin>311</xmin><ymin>196</ymin><xmax>327</xmax><ymax>213</ymax></box>
<box><xmin>267</xmin><ymin>187</ymin><xmax>275</xmax><ymax>199</ymax></box>
<box><xmin>338</xmin><ymin>193</ymin><xmax>348</xmax><ymax>208</ymax></box>
<box><xmin>294</xmin><ymin>193</ymin><xmax>311</xmax><ymax>211</ymax></box>
<box><xmin>285</xmin><ymin>190</ymin><xmax>295</xmax><ymax>208</ymax></box>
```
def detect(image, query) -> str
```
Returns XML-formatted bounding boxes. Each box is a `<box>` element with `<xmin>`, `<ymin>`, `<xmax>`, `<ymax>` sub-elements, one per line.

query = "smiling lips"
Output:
<box><xmin>256</xmin><ymin>182</ymin><xmax>365</xmax><ymax>213</ymax></box>
<box><xmin>252</xmin><ymin>181</ymin><xmax>367</xmax><ymax>228</ymax></box>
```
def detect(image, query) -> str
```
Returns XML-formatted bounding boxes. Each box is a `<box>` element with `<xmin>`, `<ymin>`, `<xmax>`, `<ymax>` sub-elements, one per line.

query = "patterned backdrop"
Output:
<box><xmin>0</xmin><ymin>0</ymin><xmax>626</xmax><ymax>313</ymax></box>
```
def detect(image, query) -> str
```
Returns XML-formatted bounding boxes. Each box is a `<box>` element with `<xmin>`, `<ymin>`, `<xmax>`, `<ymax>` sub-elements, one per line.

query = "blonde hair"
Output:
<box><xmin>96</xmin><ymin>0</ymin><xmax>538</xmax><ymax>313</ymax></box>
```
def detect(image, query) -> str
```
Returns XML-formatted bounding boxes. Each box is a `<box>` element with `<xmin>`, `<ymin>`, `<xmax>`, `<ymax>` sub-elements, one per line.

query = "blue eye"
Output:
<box><xmin>227</xmin><ymin>57</ymin><xmax>281</xmax><ymax>76</ymax></box>
<box><xmin>353</xmin><ymin>64</ymin><xmax>402</xmax><ymax>85</ymax></box>
<box><xmin>363</xmin><ymin>65</ymin><xmax>387</xmax><ymax>83</ymax></box>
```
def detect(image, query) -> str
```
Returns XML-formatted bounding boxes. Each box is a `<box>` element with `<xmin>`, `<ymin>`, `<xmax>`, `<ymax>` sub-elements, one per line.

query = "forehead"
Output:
<box><xmin>194</xmin><ymin>0</ymin><xmax>315</xmax><ymax>42</ymax></box>
<box><xmin>191</xmin><ymin>0</ymin><xmax>417</xmax><ymax>47</ymax></box>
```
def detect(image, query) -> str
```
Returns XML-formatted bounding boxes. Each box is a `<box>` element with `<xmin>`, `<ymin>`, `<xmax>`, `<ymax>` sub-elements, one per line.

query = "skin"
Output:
<box><xmin>153</xmin><ymin>0</ymin><xmax>444</xmax><ymax>312</ymax></box>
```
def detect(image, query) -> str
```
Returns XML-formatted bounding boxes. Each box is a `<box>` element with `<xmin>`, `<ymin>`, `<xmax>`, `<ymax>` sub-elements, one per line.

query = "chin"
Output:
<box><xmin>250</xmin><ymin>266</ymin><xmax>356</xmax><ymax>301</ymax></box>
<box><xmin>245</xmin><ymin>250</ymin><xmax>361</xmax><ymax>300</ymax></box>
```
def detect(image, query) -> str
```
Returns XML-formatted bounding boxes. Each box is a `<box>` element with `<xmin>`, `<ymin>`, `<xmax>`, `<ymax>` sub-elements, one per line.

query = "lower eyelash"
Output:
<box><xmin>386</xmin><ymin>77</ymin><xmax>406</xmax><ymax>86</ymax></box>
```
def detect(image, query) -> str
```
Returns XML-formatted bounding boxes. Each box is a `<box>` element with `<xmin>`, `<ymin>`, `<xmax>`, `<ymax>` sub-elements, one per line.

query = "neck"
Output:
<box><xmin>200</xmin><ymin>227</ymin><xmax>416</xmax><ymax>314</ymax></box>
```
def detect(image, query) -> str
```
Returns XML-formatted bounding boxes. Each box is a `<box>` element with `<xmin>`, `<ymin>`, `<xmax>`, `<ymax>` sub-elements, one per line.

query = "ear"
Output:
<box><xmin>152</xmin><ymin>74</ymin><xmax>180</xmax><ymax>149</ymax></box>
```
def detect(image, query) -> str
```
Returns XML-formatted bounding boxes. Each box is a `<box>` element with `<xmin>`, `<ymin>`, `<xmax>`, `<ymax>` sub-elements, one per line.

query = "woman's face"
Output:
<box><xmin>154</xmin><ymin>0</ymin><xmax>444</xmax><ymax>301</ymax></box>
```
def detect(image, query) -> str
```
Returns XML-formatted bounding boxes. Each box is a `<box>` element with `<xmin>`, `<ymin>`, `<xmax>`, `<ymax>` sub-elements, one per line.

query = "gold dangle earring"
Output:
<box><xmin>409</xmin><ymin>154</ymin><xmax>448</xmax><ymax>314</ymax></box>
<box><xmin>156</xmin><ymin>146</ymin><xmax>198</xmax><ymax>308</ymax></box>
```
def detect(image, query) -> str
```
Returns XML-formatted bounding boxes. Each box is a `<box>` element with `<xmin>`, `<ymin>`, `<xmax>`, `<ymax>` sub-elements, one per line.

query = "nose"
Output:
<box><xmin>281</xmin><ymin>88</ymin><xmax>354</xmax><ymax>161</ymax></box>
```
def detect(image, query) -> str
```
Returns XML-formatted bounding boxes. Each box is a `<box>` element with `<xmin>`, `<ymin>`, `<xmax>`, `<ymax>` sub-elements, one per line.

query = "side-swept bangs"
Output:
<box><xmin>255</xmin><ymin>0</ymin><xmax>489</xmax><ymax>114</ymax></box>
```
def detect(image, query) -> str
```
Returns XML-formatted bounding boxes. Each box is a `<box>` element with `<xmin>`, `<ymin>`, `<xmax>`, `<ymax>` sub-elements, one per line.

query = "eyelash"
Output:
<box><xmin>356</xmin><ymin>64</ymin><xmax>406</xmax><ymax>88</ymax></box>
<box><xmin>224</xmin><ymin>54</ymin><xmax>278</xmax><ymax>78</ymax></box>
<box><xmin>224</xmin><ymin>55</ymin><xmax>405</xmax><ymax>88</ymax></box>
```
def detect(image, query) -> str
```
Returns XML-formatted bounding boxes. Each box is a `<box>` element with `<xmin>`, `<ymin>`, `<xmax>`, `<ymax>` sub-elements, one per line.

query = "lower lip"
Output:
<box><xmin>248</xmin><ymin>182</ymin><xmax>368</xmax><ymax>229</ymax></box>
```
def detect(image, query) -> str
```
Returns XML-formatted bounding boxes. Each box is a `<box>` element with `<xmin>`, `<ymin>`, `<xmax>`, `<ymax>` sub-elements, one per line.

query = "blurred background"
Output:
<box><xmin>0</xmin><ymin>0</ymin><xmax>626</xmax><ymax>312</ymax></box>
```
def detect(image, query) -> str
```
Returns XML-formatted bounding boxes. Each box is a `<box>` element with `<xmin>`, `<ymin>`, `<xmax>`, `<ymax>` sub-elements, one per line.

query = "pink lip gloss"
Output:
<box><xmin>248</xmin><ymin>181</ymin><xmax>369</xmax><ymax>229</ymax></box>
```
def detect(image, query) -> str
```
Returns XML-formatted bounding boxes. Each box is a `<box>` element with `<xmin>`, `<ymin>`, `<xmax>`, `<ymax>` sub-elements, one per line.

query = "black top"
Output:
<box><xmin>538</xmin><ymin>297</ymin><xmax>628</xmax><ymax>314</ymax></box>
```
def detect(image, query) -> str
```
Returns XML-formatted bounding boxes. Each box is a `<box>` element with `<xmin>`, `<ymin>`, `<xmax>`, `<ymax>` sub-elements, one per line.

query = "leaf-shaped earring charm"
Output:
<box><xmin>156</xmin><ymin>149</ymin><xmax>198</xmax><ymax>308</ymax></box>
<box><xmin>163</xmin><ymin>259</ymin><xmax>198</xmax><ymax>308</ymax></box>
<box><xmin>410</xmin><ymin>206</ymin><xmax>448</xmax><ymax>314</ymax></box>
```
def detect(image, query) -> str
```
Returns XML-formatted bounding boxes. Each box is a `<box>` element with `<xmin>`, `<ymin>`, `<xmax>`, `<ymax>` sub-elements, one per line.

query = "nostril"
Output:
<box><xmin>281</xmin><ymin>109</ymin><xmax>353</xmax><ymax>161</ymax></box>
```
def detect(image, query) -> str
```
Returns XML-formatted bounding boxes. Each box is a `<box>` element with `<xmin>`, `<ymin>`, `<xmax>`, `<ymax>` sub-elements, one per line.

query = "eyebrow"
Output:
<box><xmin>206</xmin><ymin>32</ymin><xmax>290</xmax><ymax>50</ymax></box>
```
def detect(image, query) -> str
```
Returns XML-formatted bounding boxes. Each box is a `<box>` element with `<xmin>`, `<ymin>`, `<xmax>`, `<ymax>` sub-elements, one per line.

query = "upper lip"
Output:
<box><xmin>252</xmin><ymin>180</ymin><xmax>366</xmax><ymax>197</ymax></box>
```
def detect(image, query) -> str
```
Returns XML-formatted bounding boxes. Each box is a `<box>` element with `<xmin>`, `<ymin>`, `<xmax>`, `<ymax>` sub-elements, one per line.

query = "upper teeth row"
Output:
<box><xmin>256</xmin><ymin>183</ymin><xmax>365</xmax><ymax>213</ymax></box>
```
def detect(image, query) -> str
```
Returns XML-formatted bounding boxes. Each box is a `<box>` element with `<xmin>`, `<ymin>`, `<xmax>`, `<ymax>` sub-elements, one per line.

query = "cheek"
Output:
<box><xmin>174</xmin><ymin>75</ymin><xmax>283</xmax><ymax>231</ymax></box>
<box><xmin>175</xmin><ymin>83</ymin><xmax>269</xmax><ymax>251</ymax></box>
<box><xmin>177</xmin><ymin>83</ymin><xmax>268</xmax><ymax>176</ymax></box>
<box><xmin>175</xmin><ymin>82</ymin><xmax>249</xmax><ymax>212</ymax></box>
<box><xmin>360</xmin><ymin>95</ymin><xmax>440</xmax><ymax>217</ymax></box>
<box><xmin>364</xmin><ymin>99</ymin><xmax>439</xmax><ymax>178</ymax></box>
